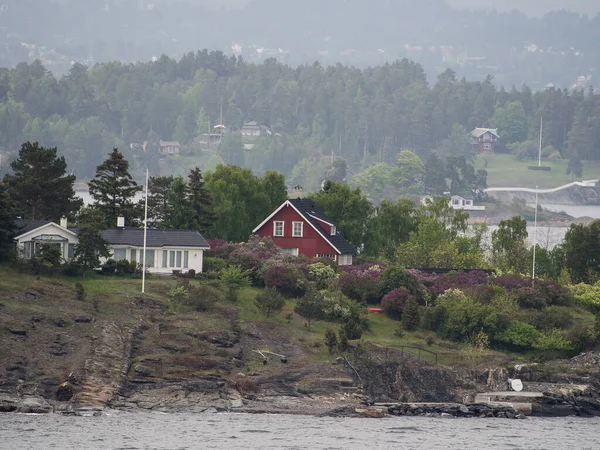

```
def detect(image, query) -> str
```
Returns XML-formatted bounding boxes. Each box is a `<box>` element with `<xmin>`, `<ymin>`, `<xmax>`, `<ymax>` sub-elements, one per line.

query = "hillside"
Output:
<box><xmin>1</xmin><ymin>267</ymin><xmax>600</xmax><ymax>417</ymax></box>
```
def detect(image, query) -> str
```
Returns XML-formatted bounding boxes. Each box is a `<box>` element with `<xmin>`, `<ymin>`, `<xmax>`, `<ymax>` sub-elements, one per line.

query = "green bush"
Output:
<box><xmin>101</xmin><ymin>259</ymin><xmax>117</xmax><ymax>275</ymax></box>
<box><xmin>533</xmin><ymin>329</ymin><xmax>575</xmax><ymax>354</ymax></box>
<box><xmin>75</xmin><ymin>282</ymin><xmax>86</xmax><ymax>301</ymax></box>
<box><xmin>401</xmin><ymin>297</ymin><xmax>420</xmax><ymax>331</ymax></box>
<box><xmin>189</xmin><ymin>283</ymin><xmax>224</xmax><ymax>311</ymax></box>
<box><xmin>324</xmin><ymin>328</ymin><xmax>339</xmax><ymax>354</ymax></box>
<box><xmin>378</xmin><ymin>264</ymin><xmax>420</xmax><ymax>297</ymax></box>
<box><xmin>531</xmin><ymin>306</ymin><xmax>573</xmax><ymax>331</ymax></box>
<box><xmin>254</xmin><ymin>287</ymin><xmax>286</xmax><ymax>318</ymax></box>
<box><xmin>527</xmin><ymin>166</ymin><xmax>551</xmax><ymax>171</ymax></box>
<box><xmin>116</xmin><ymin>259</ymin><xmax>131</xmax><ymax>275</ymax></box>
<box><xmin>495</xmin><ymin>321</ymin><xmax>541</xmax><ymax>352</ymax></box>
<box><xmin>203</xmin><ymin>257</ymin><xmax>228</xmax><ymax>275</ymax></box>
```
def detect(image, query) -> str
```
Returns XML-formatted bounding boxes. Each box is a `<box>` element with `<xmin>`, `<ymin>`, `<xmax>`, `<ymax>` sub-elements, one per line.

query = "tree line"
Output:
<box><xmin>3</xmin><ymin>142</ymin><xmax>600</xmax><ymax>285</ymax></box>
<box><xmin>1</xmin><ymin>53</ymin><xmax>599</xmax><ymax>199</ymax></box>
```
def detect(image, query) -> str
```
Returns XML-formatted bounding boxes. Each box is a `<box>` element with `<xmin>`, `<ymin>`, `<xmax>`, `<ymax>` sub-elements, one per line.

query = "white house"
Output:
<box><xmin>13</xmin><ymin>217</ymin><xmax>210</xmax><ymax>274</ymax></box>
<box><xmin>449</xmin><ymin>195</ymin><xmax>485</xmax><ymax>211</ymax></box>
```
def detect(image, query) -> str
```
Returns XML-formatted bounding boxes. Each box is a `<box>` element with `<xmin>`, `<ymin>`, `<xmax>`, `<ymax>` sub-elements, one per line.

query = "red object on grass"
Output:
<box><xmin>367</xmin><ymin>308</ymin><xmax>383</xmax><ymax>314</ymax></box>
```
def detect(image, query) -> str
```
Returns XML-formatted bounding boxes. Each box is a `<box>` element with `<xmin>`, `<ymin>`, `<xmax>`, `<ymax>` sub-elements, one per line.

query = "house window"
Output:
<box><xmin>292</xmin><ymin>222</ymin><xmax>303</xmax><ymax>237</ymax></box>
<box><xmin>483</xmin><ymin>143</ymin><xmax>492</xmax><ymax>150</ymax></box>
<box><xmin>68</xmin><ymin>243</ymin><xmax>76</xmax><ymax>259</ymax></box>
<box><xmin>465</xmin><ymin>200</ymin><xmax>473</xmax><ymax>206</ymax></box>
<box><xmin>23</xmin><ymin>242</ymin><xmax>32</xmax><ymax>258</ymax></box>
<box><xmin>452</xmin><ymin>198</ymin><xmax>461</xmax><ymax>206</ymax></box>
<box><xmin>162</xmin><ymin>250</ymin><xmax>168</xmax><ymax>268</ymax></box>
<box><xmin>113</xmin><ymin>248</ymin><xmax>126</xmax><ymax>261</ymax></box>
<box><xmin>317</xmin><ymin>254</ymin><xmax>336</xmax><ymax>260</ymax></box>
<box><xmin>170</xmin><ymin>251</ymin><xmax>175</xmax><ymax>267</ymax></box>
<box><xmin>131</xmin><ymin>249</ymin><xmax>137</xmax><ymax>263</ymax></box>
<box><xmin>330</xmin><ymin>226</ymin><xmax>336</xmax><ymax>236</ymax></box>
<box><xmin>183</xmin><ymin>251</ymin><xmax>189</xmax><ymax>269</ymax></box>
<box><xmin>339</xmin><ymin>255</ymin><xmax>353</xmax><ymax>266</ymax></box>
<box><xmin>176</xmin><ymin>251</ymin><xmax>182</xmax><ymax>267</ymax></box>
<box><xmin>281</xmin><ymin>248</ymin><xmax>299</xmax><ymax>256</ymax></box>
<box><xmin>273</xmin><ymin>221</ymin><xmax>284</xmax><ymax>237</ymax></box>
<box><xmin>144</xmin><ymin>250</ymin><xmax>155</xmax><ymax>268</ymax></box>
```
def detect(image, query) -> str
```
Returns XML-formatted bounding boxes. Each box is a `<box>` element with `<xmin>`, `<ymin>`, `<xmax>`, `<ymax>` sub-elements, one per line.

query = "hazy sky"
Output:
<box><xmin>190</xmin><ymin>0</ymin><xmax>600</xmax><ymax>17</ymax></box>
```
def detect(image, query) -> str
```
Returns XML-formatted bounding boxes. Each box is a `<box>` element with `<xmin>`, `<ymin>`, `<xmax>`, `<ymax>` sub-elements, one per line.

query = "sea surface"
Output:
<box><xmin>1</xmin><ymin>411</ymin><xmax>600</xmax><ymax>450</ymax></box>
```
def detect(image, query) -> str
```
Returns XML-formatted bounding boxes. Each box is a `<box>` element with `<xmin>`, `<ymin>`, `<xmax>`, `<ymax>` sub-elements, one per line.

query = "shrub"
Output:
<box><xmin>324</xmin><ymin>329</ymin><xmax>339</xmax><ymax>354</ymax></box>
<box><xmin>101</xmin><ymin>258</ymin><xmax>117</xmax><ymax>275</ymax></box>
<box><xmin>381</xmin><ymin>287</ymin><xmax>414</xmax><ymax>321</ymax></box>
<box><xmin>570</xmin><ymin>282</ymin><xmax>600</xmax><ymax>311</ymax></box>
<box><xmin>339</xmin><ymin>318</ymin><xmax>364</xmax><ymax>340</ymax></box>
<box><xmin>379</xmin><ymin>264</ymin><xmax>420</xmax><ymax>297</ymax></box>
<box><xmin>61</xmin><ymin>260</ymin><xmax>82</xmax><ymax>277</ymax></box>
<box><xmin>338</xmin><ymin>268</ymin><xmax>380</xmax><ymax>303</ymax></box>
<box><xmin>515</xmin><ymin>286</ymin><xmax>548</xmax><ymax>309</ymax></box>
<box><xmin>116</xmin><ymin>259</ymin><xmax>131</xmax><ymax>276</ymax></box>
<box><xmin>294</xmin><ymin>286</ymin><xmax>325</xmax><ymax>330</ymax></box>
<box><xmin>531</xmin><ymin>306</ymin><xmax>573</xmax><ymax>331</ymax></box>
<box><xmin>220</xmin><ymin>265</ymin><xmax>252</xmax><ymax>302</ymax></box>
<box><xmin>533</xmin><ymin>329</ymin><xmax>575</xmax><ymax>354</ymax></box>
<box><xmin>203</xmin><ymin>257</ymin><xmax>228</xmax><ymax>275</ymax></box>
<box><xmin>75</xmin><ymin>282</ymin><xmax>86</xmax><ymax>301</ymax></box>
<box><xmin>527</xmin><ymin>166</ymin><xmax>551</xmax><ymax>171</ymax></box>
<box><xmin>495</xmin><ymin>321</ymin><xmax>541</xmax><ymax>352</ymax></box>
<box><xmin>254</xmin><ymin>287</ymin><xmax>286</xmax><ymax>318</ymax></box>
<box><xmin>401</xmin><ymin>297</ymin><xmax>420</xmax><ymax>331</ymax></box>
<box><xmin>308</xmin><ymin>262</ymin><xmax>339</xmax><ymax>287</ymax></box>
<box><xmin>189</xmin><ymin>283</ymin><xmax>224</xmax><ymax>311</ymax></box>
<box><xmin>263</xmin><ymin>264</ymin><xmax>305</xmax><ymax>297</ymax></box>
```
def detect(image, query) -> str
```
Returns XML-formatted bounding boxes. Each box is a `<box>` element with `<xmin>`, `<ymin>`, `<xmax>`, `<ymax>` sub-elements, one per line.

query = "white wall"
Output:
<box><xmin>15</xmin><ymin>223</ymin><xmax>79</xmax><ymax>260</ymax></box>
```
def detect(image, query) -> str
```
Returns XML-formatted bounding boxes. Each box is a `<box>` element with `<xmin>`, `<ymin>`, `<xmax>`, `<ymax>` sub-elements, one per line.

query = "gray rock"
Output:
<box><xmin>228</xmin><ymin>398</ymin><xmax>244</xmax><ymax>408</ymax></box>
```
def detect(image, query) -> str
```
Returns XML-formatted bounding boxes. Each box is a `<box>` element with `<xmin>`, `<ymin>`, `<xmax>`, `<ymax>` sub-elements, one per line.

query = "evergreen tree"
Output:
<box><xmin>187</xmin><ymin>167</ymin><xmax>215</xmax><ymax>233</ymax></box>
<box><xmin>423</xmin><ymin>152</ymin><xmax>448</xmax><ymax>195</ymax></box>
<box><xmin>147</xmin><ymin>175</ymin><xmax>175</xmax><ymax>228</ymax></box>
<box><xmin>401</xmin><ymin>297</ymin><xmax>420</xmax><ymax>331</ymax></box>
<box><xmin>88</xmin><ymin>148</ymin><xmax>143</xmax><ymax>228</ymax></box>
<box><xmin>73</xmin><ymin>207</ymin><xmax>110</xmax><ymax>278</ymax></box>
<box><xmin>0</xmin><ymin>181</ymin><xmax>16</xmax><ymax>261</ymax></box>
<box><xmin>294</xmin><ymin>285</ymin><xmax>325</xmax><ymax>331</ymax></box>
<box><xmin>164</xmin><ymin>177</ymin><xmax>192</xmax><ymax>229</ymax></box>
<box><xmin>4</xmin><ymin>142</ymin><xmax>82</xmax><ymax>220</ymax></box>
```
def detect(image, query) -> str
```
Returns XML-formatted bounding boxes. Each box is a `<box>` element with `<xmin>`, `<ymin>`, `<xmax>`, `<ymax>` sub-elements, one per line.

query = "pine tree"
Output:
<box><xmin>401</xmin><ymin>297</ymin><xmax>420</xmax><ymax>331</ymax></box>
<box><xmin>423</xmin><ymin>152</ymin><xmax>447</xmax><ymax>195</ymax></box>
<box><xmin>4</xmin><ymin>142</ymin><xmax>82</xmax><ymax>220</ymax></box>
<box><xmin>88</xmin><ymin>148</ymin><xmax>143</xmax><ymax>228</ymax></box>
<box><xmin>0</xmin><ymin>181</ymin><xmax>16</xmax><ymax>261</ymax></box>
<box><xmin>147</xmin><ymin>175</ymin><xmax>174</xmax><ymax>228</ymax></box>
<box><xmin>73</xmin><ymin>207</ymin><xmax>110</xmax><ymax>278</ymax></box>
<box><xmin>187</xmin><ymin>167</ymin><xmax>215</xmax><ymax>233</ymax></box>
<box><xmin>164</xmin><ymin>177</ymin><xmax>192</xmax><ymax>229</ymax></box>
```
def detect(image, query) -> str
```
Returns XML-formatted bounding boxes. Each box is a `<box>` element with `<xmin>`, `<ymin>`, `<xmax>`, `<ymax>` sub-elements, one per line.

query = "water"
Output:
<box><xmin>538</xmin><ymin>204</ymin><xmax>600</xmax><ymax>220</ymax></box>
<box><xmin>1</xmin><ymin>412</ymin><xmax>599</xmax><ymax>450</ymax></box>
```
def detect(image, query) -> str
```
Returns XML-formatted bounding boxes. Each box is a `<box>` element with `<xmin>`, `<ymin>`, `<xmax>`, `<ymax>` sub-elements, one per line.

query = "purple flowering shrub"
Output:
<box><xmin>263</xmin><ymin>264</ymin><xmax>306</xmax><ymax>297</ymax></box>
<box><xmin>381</xmin><ymin>288</ymin><xmax>415</xmax><ymax>320</ymax></box>
<box><xmin>338</xmin><ymin>265</ymin><xmax>382</xmax><ymax>303</ymax></box>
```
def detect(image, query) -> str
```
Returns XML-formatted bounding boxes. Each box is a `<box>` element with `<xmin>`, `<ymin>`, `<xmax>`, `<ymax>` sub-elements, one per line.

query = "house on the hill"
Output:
<box><xmin>241</xmin><ymin>121</ymin><xmax>271</xmax><ymax>137</ymax></box>
<box><xmin>13</xmin><ymin>217</ymin><xmax>210</xmax><ymax>274</ymax></box>
<box><xmin>252</xmin><ymin>198</ymin><xmax>355</xmax><ymax>265</ymax></box>
<box><xmin>470</xmin><ymin>128</ymin><xmax>499</xmax><ymax>152</ymax></box>
<box><xmin>159</xmin><ymin>140</ymin><xmax>180</xmax><ymax>156</ymax></box>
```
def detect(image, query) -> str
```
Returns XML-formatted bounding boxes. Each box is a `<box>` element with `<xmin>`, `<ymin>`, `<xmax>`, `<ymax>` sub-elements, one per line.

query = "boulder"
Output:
<box><xmin>56</xmin><ymin>382</ymin><xmax>74</xmax><ymax>401</ymax></box>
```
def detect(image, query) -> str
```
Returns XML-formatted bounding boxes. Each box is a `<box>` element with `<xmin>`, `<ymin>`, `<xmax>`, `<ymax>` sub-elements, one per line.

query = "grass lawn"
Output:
<box><xmin>475</xmin><ymin>153</ymin><xmax>600</xmax><ymax>189</ymax></box>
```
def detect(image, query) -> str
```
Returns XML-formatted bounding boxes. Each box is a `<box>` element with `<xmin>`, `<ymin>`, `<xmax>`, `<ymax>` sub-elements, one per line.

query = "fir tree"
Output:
<box><xmin>4</xmin><ymin>142</ymin><xmax>82</xmax><ymax>220</ymax></box>
<box><xmin>147</xmin><ymin>175</ymin><xmax>174</xmax><ymax>228</ymax></box>
<box><xmin>0</xmin><ymin>181</ymin><xmax>16</xmax><ymax>261</ymax></box>
<box><xmin>73</xmin><ymin>207</ymin><xmax>110</xmax><ymax>278</ymax></box>
<box><xmin>88</xmin><ymin>148</ymin><xmax>143</xmax><ymax>228</ymax></box>
<box><xmin>187</xmin><ymin>167</ymin><xmax>215</xmax><ymax>233</ymax></box>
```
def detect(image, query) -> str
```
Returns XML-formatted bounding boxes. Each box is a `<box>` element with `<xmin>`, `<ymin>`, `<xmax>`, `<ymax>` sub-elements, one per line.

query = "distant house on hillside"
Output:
<box><xmin>241</xmin><ymin>121</ymin><xmax>271</xmax><ymax>137</ymax></box>
<box><xmin>470</xmin><ymin>128</ymin><xmax>499</xmax><ymax>153</ymax></box>
<box><xmin>159</xmin><ymin>140</ymin><xmax>180</xmax><ymax>156</ymax></box>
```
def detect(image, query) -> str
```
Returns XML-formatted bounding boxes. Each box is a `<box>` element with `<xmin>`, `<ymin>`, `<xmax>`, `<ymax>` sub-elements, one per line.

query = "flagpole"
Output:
<box><xmin>142</xmin><ymin>168</ymin><xmax>149</xmax><ymax>294</ymax></box>
<box><xmin>538</xmin><ymin>117</ymin><xmax>543</xmax><ymax>167</ymax></box>
<box><xmin>532</xmin><ymin>185</ymin><xmax>538</xmax><ymax>282</ymax></box>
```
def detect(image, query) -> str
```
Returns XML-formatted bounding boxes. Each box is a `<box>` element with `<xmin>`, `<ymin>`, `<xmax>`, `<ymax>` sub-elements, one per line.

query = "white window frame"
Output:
<box><xmin>330</xmin><ymin>226</ymin><xmax>336</xmax><ymax>236</ymax></box>
<box><xmin>339</xmin><ymin>254</ymin><xmax>353</xmax><ymax>266</ymax></box>
<box><xmin>281</xmin><ymin>248</ymin><xmax>299</xmax><ymax>256</ymax></box>
<box><xmin>483</xmin><ymin>143</ymin><xmax>492</xmax><ymax>150</ymax></box>
<box><xmin>317</xmin><ymin>253</ymin><xmax>337</xmax><ymax>260</ymax></box>
<box><xmin>292</xmin><ymin>221</ymin><xmax>303</xmax><ymax>237</ymax></box>
<box><xmin>273</xmin><ymin>221</ymin><xmax>284</xmax><ymax>237</ymax></box>
<box><xmin>113</xmin><ymin>248</ymin><xmax>127</xmax><ymax>261</ymax></box>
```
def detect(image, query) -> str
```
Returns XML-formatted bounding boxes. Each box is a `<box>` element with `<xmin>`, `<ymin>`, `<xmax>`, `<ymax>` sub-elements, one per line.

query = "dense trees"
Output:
<box><xmin>0</xmin><ymin>52</ymin><xmax>598</xmax><ymax>204</ymax></box>
<box><xmin>0</xmin><ymin>181</ymin><xmax>16</xmax><ymax>261</ymax></box>
<box><xmin>3</xmin><ymin>142</ymin><xmax>82</xmax><ymax>221</ymax></box>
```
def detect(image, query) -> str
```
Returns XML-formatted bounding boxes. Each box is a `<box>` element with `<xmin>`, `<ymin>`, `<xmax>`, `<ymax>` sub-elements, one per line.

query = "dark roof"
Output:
<box><xmin>14</xmin><ymin>219</ymin><xmax>52</xmax><ymax>236</ymax></box>
<box><xmin>101</xmin><ymin>227</ymin><xmax>210</xmax><ymax>248</ymax></box>
<box><xmin>288</xmin><ymin>198</ymin><xmax>355</xmax><ymax>255</ymax></box>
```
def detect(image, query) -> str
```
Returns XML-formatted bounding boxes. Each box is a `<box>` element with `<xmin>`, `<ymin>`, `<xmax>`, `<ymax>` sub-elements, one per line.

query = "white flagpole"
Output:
<box><xmin>142</xmin><ymin>168</ymin><xmax>149</xmax><ymax>294</ymax></box>
<box><xmin>538</xmin><ymin>117</ymin><xmax>543</xmax><ymax>167</ymax></box>
<box><xmin>532</xmin><ymin>185</ymin><xmax>538</xmax><ymax>282</ymax></box>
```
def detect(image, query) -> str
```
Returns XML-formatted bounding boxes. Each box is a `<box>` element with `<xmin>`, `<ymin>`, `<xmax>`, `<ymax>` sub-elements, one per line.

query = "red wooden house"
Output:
<box><xmin>253</xmin><ymin>198</ymin><xmax>355</xmax><ymax>265</ymax></box>
<box><xmin>470</xmin><ymin>128</ymin><xmax>499</xmax><ymax>152</ymax></box>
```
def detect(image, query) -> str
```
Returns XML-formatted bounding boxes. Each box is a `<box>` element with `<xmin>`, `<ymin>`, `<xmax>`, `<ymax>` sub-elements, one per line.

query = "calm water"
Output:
<box><xmin>1</xmin><ymin>411</ymin><xmax>599</xmax><ymax>450</ymax></box>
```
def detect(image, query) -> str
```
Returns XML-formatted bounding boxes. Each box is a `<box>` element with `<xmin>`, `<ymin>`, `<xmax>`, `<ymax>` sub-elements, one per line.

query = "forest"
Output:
<box><xmin>0</xmin><ymin>51</ymin><xmax>599</xmax><ymax>203</ymax></box>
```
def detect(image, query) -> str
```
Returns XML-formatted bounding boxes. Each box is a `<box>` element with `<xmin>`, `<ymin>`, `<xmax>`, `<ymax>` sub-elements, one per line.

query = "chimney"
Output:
<box><xmin>291</xmin><ymin>184</ymin><xmax>304</xmax><ymax>199</ymax></box>
<box><xmin>117</xmin><ymin>216</ymin><xmax>125</xmax><ymax>228</ymax></box>
<box><xmin>60</xmin><ymin>216</ymin><xmax>68</xmax><ymax>228</ymax></box>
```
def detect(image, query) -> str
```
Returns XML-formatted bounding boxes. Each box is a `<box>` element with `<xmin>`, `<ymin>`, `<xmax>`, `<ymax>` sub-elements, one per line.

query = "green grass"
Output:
<box><xmin>475</xmin><ymin>153</ymin><xmax>600</xmax><ymax>189</ymax></box>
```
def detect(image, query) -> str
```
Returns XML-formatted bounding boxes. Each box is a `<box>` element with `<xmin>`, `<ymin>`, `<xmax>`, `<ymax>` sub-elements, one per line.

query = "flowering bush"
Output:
<box><xmin>570</xmin><ymin>282</ymin><xmax>600</xmax><ymax>311</ymax></box>
<box><xmin>430</xmin><ymin>271</ymin><xmax>490</xmax><ymax>298</ymax></box>
<box><xmin>378</xmin><ymin>265</ymin><xmax>420</xmax><ymax>297</ymax></box>
<box><xmin>381</xmin><ymin>287</ymin><xmax>414</xmax><ymax>320</ymax></box>
<box><xmin>338</xmin><ymin>268</ymin><xmax>380</xmax><ymax>303</ymax></box>
<box><xmin>263</xmin><ymin>264</ymin><xmax>306</xmax><ymax>297</ymax></box>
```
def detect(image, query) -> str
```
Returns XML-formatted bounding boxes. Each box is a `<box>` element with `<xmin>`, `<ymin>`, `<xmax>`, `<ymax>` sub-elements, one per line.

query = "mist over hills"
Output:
<box><xmin>0</xmin><ymin>0</ymin><xmax>599</xmax><ymax>88</ymax></box>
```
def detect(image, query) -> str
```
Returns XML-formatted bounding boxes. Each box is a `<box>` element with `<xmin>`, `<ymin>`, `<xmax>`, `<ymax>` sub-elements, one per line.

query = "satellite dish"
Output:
<box><xmin>510</xmin><ymin>379</ymin><xmax>523</xmax><ymax>392</ymax></box>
